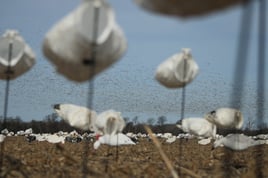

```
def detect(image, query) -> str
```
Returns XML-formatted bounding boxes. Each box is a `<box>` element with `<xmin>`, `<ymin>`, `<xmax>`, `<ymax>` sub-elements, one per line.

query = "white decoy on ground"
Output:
<box><xmin>53</xmin><ymin>103</ymin><xmax>97</xmax><ymax>131</ymax></box>
<box><xmin>177</xmin><ymin>117</ymin><xmax>217</xmax><ymax>138</ymax></box>
<box><xmin>166</xmin><ymin>135</ymin><xmax>177</xmax><ymax>143</ymax></box>
<box><xmin>213</xmin><ymin>133</ymin><xmax>263</xmax><ymax>151</ymax></box>
<box><xmin>198</xmin><ymin>138</ymin><xmax>212</xmax><ymax>145</ymax></box>
<box><xmin>45</xmin><ymin>134</ymin><xmax>65</xmax><ymax>144</ymax></box>
<box><xmin>93</xmin><ymin>133</ymin><xmax>135</xmax><ymax>149</ymax></box>
<box><xmin>91</xmin><ymin>109</ymin><xmax>125</xmax><ymax>135</ymax></box>
<box><xmin>155</xmin><ymin>48</ymin><xmax>199</xmax><ymax>88</ymax></box>
<box><xmin>0</xmin><ymin>134</ymin><xmax>6</xmax><ymax>143</ymax></box>
<box><xmin>204</xmin><ymin>107</ymin><xmax>243</xmax><ymax>129</ymax></box>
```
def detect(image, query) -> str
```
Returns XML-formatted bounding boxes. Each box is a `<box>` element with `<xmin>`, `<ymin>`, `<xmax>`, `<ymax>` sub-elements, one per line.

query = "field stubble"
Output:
<box><xmin>1</xmin><ymin>136</ymin><xmax>268</xmax><ymax>178</ymax></box>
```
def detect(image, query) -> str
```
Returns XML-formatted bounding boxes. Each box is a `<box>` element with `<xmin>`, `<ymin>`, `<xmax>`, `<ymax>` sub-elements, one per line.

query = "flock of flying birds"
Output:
<box><xmin>0</xmin><ymin>0</ymin><xmax>261</xmax><ymax>150</ymax></box>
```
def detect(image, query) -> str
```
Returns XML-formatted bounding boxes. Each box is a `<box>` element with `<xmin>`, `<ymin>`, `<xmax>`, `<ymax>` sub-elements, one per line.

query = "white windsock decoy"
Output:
<box><xmin>0</xmin><ymin>29</ymin><xmax>35</xmax><ymax>80</ymax></box>
<box><xmin>43</xmin><ymin>0</ymin><xmax>127</xmax><ymax>82</ymax></box>
<box><xmin>93</xmin><ymin>133</ymin><xmax>135</xmax><ymax>149</ymax></box>
<box><xmin>0</xmin><ymin>134</ymin><xmax>6</xmax><ymax>143</ymax></box>
<box><xmin>91</xmin><ymin>109</ymin><xmax>125</xmax><ymax>135</ymax></box>
<box><xmin>176</xmin><ymin>117</ymin><xmax>217</xmax><ymax>138</ymax></box>
<box><xmin>213</xmin><ymin>134</ymin><xmax>262</xmax><ymax>151</ymax></box>
<box><xmin>53</xmin><ymin>103</ymin><xmax>97</xmax><ymax>131</ymax></box>
<box><xmin>204</xmin><ymin>107</ymin><xmax>243</xmax><ymax>129</ymax></box>
<box><xmin>155</xmin><ymin>48</ymin><xmax>199</xmax><ymax>88</ymax></box>
<box><xmin>134</xmin><ymin>0</ymin><xmax>243</xmax><ymax>18</ymax></box>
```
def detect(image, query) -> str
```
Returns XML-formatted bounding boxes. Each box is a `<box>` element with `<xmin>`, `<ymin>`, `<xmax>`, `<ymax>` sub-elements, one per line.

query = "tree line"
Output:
<box><xmin>0</xmin><ymin>114</ymin><xmax>181</xmax><ymax>135</ymax></box>
<box><xmin>0</xmin><ymin>114</ymin><xmax>267</xmax><ymax>136</ymax></box>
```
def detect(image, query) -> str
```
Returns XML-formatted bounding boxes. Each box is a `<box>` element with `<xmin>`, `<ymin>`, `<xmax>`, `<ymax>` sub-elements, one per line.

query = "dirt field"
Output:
<box><xmin>1</xmin><ymin>136</ymin><xmax>268</xmax><ymax>178</ymax></box>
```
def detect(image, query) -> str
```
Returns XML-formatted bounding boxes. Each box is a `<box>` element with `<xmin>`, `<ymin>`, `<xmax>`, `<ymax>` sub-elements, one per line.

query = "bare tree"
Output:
<box><xmin>157</xmin><ymin>116</ymin><xmax>167</xmax><ymax>126</ymax></box>
<box><xmin>132</xmin><ymin>116</ymin><xmax>139</xmax><ymax>125</ymax></box>
<box><xmin>147</xmin><ymin>118</ymin><xmax>155</xmax><ymax>125</ymax></box>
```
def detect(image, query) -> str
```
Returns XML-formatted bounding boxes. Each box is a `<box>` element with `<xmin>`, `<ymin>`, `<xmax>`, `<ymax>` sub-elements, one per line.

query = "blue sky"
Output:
<box><xmin>0</xmin><ymin>0</ymin><xmax>267</xmax><ymax>127</ymax></box>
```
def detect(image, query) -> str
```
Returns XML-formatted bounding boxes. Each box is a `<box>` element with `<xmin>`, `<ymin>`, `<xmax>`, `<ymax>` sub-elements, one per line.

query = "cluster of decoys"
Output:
<box><xmin>0</xmin><ymin>0</ymin><xmax>246</xmax><ymax>82</ymax></box>
<box><xmin>0</xmin><ymin>0</ymin><xmax>256</xmax><ymax>150</ymax></box>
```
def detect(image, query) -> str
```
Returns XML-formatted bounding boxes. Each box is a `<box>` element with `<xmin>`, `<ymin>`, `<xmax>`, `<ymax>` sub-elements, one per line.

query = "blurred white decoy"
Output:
<box><xmin>204</xmin><ymin>107</ymin><xmax>243</xmax><ymax>129</ymax></box>
<box><xmin>91</xmin><ymin>109</ymin><xmax>125</xmax><ymax>135</ymax></box>
<box><xmin>213</xmin><ymin>134</ymin><xmax>263</xmax><ymax>151</ymax></box>
<box><xmin>53</xmin><ymin>103</ymin><xmax>97</xmax><ymax>131</ymax></box>
<box><xmin>45</xmin><ymin>134</ymin><xmax>65</xmax><ymax>144</ymax></box>
<box><xmin>198</xmin><ymin>138</ymin><xmax>212</xmax><ymax>145</ymax></box>
<box><xmin>177</xmin><ymin>117</ymin><xmax>216</xmax><ymax>138</ymax></box>
<box><xmin>24</xmin><ymin>128</ymin><xmax>33</xmax><ymax>135</ymax></box>
<box><xmin>43</xmin><ymin>0</ymin><xmax>127</xmax><ymax>82</ymax></box>
<box><xmin>0</xmin><ymin>29</ymin><xmax>35</xmax><ymax>80</ymax></box>
<box><xmin>0</xmin><ymin>134</ymin><xmax>6</xmax><ymax>143</ymax></box>
<box><xmin>1</xmin><ymin>128</ymin><xmax>9</xmax><ymax>135</ymax></box>
<box><xmin>134</xmin><ymin>0</ymin><xmax>243</xmax><ymax>18</ymax></box>
<box><xmin>155</xmin><ymin>48</ymin><xmax>199</xmax><ymax>88</ymax></box>
<box><xmin>166</xmin><ymin>135</ymin><xmax>177</xmax><ymax>143</ymax></box>
<box><xmin>93</xmin><ymin>133</ymin><xmax>135</xmax><ymax>149</ymax></box>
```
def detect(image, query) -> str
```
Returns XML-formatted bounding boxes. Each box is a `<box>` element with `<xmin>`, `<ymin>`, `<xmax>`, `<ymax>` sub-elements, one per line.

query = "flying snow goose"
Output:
<box><xmin>93</xmin><ymin>133</ymin><xmax>135</xmax><ymax>149</ymax></box>
<box><xmin>204</xmin><ymin>107</ymin><xmax>243</xmax><ymax>129</ymax></box>
<box><xmin>177</xmin><ymin>117</ymin><xmax>216</xmax><ymax>138</ymax></box>
<box><xmin>42</xmin><ymin>0</ymin><xmax>127</xmax><ymax>82</ymax></box>
<box><xmin>213</xmin><ymin>134</ymin><xmax>263</xmax><ymax>151</ymax></box>
<box><xmin>53</xmin><ymin>103</ymin><xmax>97</xmax><ymax>131</ymax></box>
<box><xmin>155</xmin><ymin>48</ymin><xmax>199</xmax><ymax>88</ymax></box>
<box><xmin>91</xmin><ymin>109</ymin><xmax>125</xmax><ymax>135</ymax></box>
<box><xmin>0</xmin><ymin>29</ymin><xmax>35</xmax><ymax>80</ymax></box>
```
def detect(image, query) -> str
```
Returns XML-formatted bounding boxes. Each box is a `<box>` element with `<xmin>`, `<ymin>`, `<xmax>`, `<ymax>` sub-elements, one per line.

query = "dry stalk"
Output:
<box><xmin>144</xmin><ymin>125</ymin><xmax>179</xmax><ymax>178</ymax></box>
<box><xmin>144</xmin><ymin>125</ymin><xmax>201</xmax><ymax>178</ymax></box>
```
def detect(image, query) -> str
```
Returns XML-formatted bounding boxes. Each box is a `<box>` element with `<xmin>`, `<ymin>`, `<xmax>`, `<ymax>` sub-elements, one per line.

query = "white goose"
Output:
<box><xmin>53</xmin><ymin>103</ymin><xmax>97</xmax><ymax>131</ymax></box>
<box><xmin>177</xmin><ymin>117</ymin><xmax>217</xmax><ymax>138</ymax></box>
<box><xmin>204</xmin><ymin>107</ymin><xmax>243</xmax><ymax>129</ymax></box>
<box><xmin>91</xmin><ymin>109</ymin><xmax>125</xmax><ymax>136</ymax></box>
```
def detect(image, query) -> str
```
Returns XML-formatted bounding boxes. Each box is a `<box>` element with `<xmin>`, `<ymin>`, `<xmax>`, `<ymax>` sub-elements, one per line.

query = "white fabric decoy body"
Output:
<box><xmin>42</xmin><ymin>0</ymin><xmax>127</xmax><ymax>82</ymax></box>
<box><xmin>91</xmin><ymin>109</ymin><xmax>125</xmax><ymax>135</ymax></box>
<box><xmin>93</xmin><ymin>133</ymin><xmax>135</xmax><ymax>149</ymax></box>
<box><xmin>0</xmin><ymin>134</ymin><xmax>6</xmax><ymax>143</ymax></box>
<box><xmin>204</xmin><ymin>107</ymin><xmax>243</xmax><ymax>129</ymax></box>
<box><xmin>213</xmin><ymin>134</ymin><xmax>262</xmax><ymax>151</ymax></box>
<box><xmin>53</xmin><ymin>103</ymin><xmax>97</xmax><ymax>131</ymax></box>
<box><xmin>134</xmin><ymin>0</ymin><xmax>243</xmax><ymax>18</ymax></box>
<box><xmin>176</xmin><ymin>117</ymin><xmax>216</xmax><ymax>138</ymax></box>
<box><xmin>0</xmin><ymin>29</ymin><xmax>35</xmax><ymax>80</ymax></box>
<box><xmin>155</xmin><ymin>48</ymin><xmax>199</xmax><ymax>88</ymax></box>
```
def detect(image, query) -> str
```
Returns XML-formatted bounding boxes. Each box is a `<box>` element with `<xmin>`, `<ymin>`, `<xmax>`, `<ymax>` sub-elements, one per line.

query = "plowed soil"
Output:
<box><xmin>1</xmin><ymin>136</ymin><xmax>268</xmax><ymax>178</ymax></box>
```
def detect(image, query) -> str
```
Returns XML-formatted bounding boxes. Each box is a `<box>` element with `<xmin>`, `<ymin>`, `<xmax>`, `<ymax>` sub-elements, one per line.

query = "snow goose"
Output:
<box><xmin>213</xmin><ymin>134</ymin><xmax>263</xmax><ymax>151</ymax></box>
<box><xmin>91</xmin><ymin>109</ymin><xmax>125</xmax><ymax>135</ymax></box>
<box><xmin>177</xmin><ymin>117</ymin><xmax>216</xmax><ymax>138</ymax></box>
<box><xmin>93</xmin><ymin>133</ymin><xmax>135</xmax><ymax>149</ymax></box>
<box><xmin>155</xmin><ymin>48</ymin><xmax>199</xmax><ymax>88</ymax></box>
<box><xmin>53</xmin><ymin>103</ymin><xmax>97</xmax><ymax>131</ymax></box>
<box><xmin>204</xmin><ymin>107</ymin><xmax>243</xmax><ymax>129</ymax></box>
